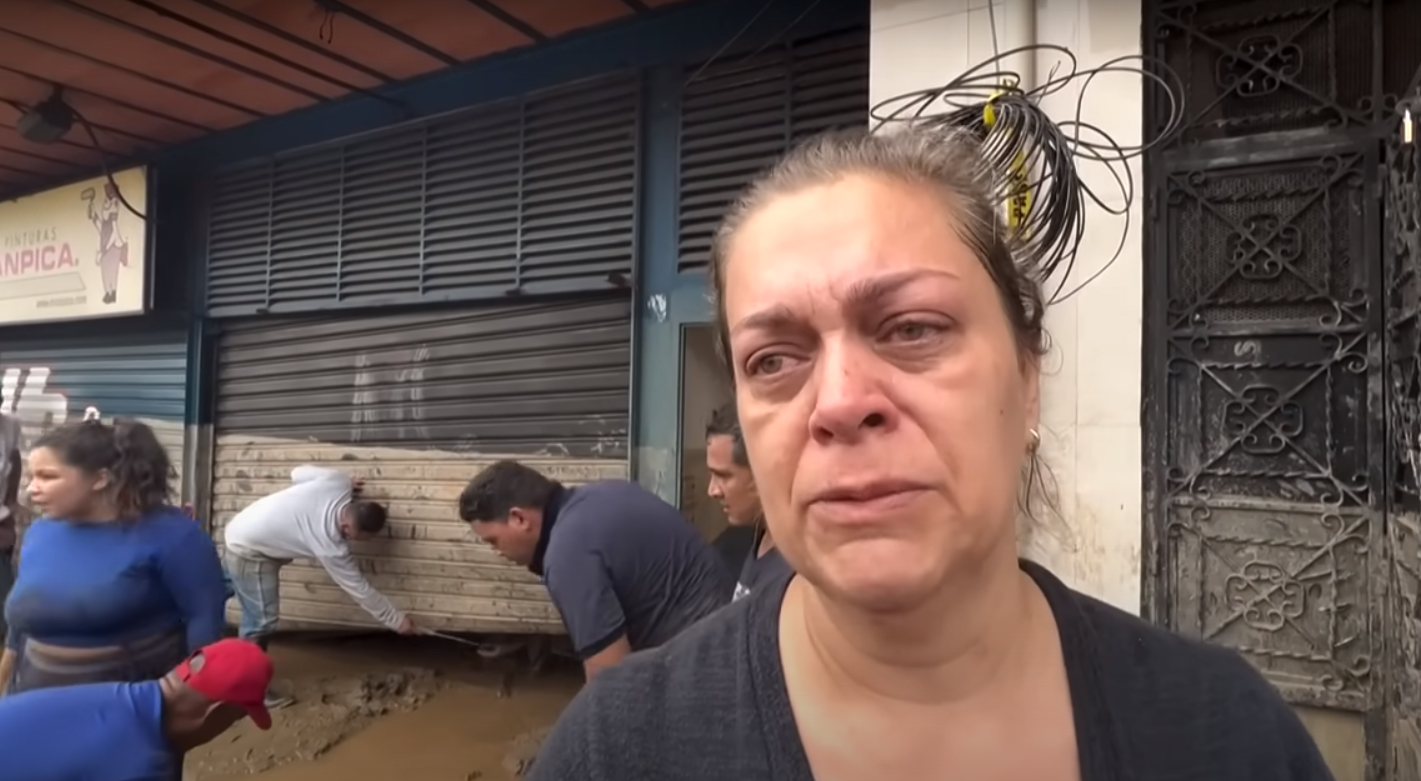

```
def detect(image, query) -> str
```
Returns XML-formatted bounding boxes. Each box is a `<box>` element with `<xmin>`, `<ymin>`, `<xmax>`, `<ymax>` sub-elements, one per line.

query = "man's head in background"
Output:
<box><xmin>706</xmin><ymin>403</ymin><xmax>761</xmax><ymax>526</ymax></box>
<box><xmin>459</xmin><ymin>460</ymin><xmax>559</xmax><ymax>567</ymax></box>
<box><xmin>339</xmin><ymin>501</ymin><xmax>388</xmax><ymax>542</ymax></box>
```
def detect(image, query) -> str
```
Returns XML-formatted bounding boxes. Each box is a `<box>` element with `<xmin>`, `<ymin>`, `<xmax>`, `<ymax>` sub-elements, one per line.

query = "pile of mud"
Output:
<box><xmin>187</xmin><ymin>667</ymin><xmax>446</xmax><ymax>779</ymax></box>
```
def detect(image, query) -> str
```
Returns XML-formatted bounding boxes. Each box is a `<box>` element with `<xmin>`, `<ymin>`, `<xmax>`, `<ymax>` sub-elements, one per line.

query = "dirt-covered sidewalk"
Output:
<box><xmin>186</xmin><ymin>634</ymin><xmax>578</xmax><ymax>781</ymax></box>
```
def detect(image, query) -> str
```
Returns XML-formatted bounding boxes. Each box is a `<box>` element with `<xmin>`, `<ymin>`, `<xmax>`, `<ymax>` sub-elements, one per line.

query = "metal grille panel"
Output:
<box><xmin>1154</xmin><ymin>146</ymin><xmax>1381</xmax><ymax>715</ymax></box>
<box><xmin>1149</xmin><ymin>0</ymin><xmax>1421</xmax><ymax>144</ymax></box>
<box><xmin>206</xmin><ymin>74</ymin><xmax>641</xmax><ymax>316</ymax></box>
<box><xmin>1146</xmin><ymin>1</ymin><xmax>1421</xmax><ymax>776</ymax></box>
<box><xmin>676</xmin><ymin>27</ymin><xmax>869</xmax><ymax>273</ymax></box>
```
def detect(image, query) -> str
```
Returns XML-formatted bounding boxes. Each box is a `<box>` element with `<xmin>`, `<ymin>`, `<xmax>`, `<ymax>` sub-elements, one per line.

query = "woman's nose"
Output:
<box><xmin>808</xmin><ymin>341</ymin><xmax>898</xmax><ymax>445</ymax></box>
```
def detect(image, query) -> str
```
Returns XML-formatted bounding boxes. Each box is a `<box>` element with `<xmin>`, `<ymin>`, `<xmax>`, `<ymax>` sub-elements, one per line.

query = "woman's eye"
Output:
<box><xmin>750</xmin><ymin>354</ymin><xmax>786</xmax><ymax>376</ymax></box>
<box><xmin>888</xmin><ymin>320</ymin><xmax>942</xmax><ymax>342</ymax></box>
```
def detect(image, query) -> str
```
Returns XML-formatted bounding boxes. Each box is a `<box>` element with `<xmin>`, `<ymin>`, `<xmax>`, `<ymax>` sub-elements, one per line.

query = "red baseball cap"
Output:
<box><xmin>174</xmin><ymin>639</ymin><xmax>275</xmax><ymax>730</ymax></box>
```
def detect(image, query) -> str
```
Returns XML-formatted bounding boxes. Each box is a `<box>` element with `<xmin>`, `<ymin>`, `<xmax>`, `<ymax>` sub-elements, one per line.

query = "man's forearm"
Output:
<box><xmin>581</xmin><ymin>636</ymin><xmax>632</xmax><ymax>682</ymax></box>
<box><xmin>318</xmin><ymin>555</ymin><xmax>405</xmax><ymax>630</ymax></box>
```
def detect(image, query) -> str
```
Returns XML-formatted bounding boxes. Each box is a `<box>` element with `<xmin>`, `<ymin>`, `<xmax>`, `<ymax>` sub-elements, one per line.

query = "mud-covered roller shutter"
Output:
<box><xmin>211</xmin><ymin>297</ymin><xmax>631</xmax><ymax>634</ymax></box>
<box><xmin>677</xmin><ymin>27</ymin><xmax>870</xmax><ymax>273</ymax></box>
<box><xmin>0</xmin><ymin>332</ymin><xmax>191</xmax><ymax>502</ymax></box>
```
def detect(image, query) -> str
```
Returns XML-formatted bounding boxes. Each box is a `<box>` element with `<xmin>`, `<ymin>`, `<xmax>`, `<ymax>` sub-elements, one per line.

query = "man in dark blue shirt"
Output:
<box><xmin>460</xmin><ymin>461</ymin><xmax>732</xmax><ymax>680</ymax></box>
<box><xmin>0</xmin><ymin>637</ymin><xmax>273</xmax><ymax>780</ymax></box>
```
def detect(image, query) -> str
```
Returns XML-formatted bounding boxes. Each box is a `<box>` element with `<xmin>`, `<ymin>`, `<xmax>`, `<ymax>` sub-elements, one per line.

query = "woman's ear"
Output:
<box><xmin>91</xmin><ymin>468</ymin><xmax>114</xmax><ymax>493</ymax></box>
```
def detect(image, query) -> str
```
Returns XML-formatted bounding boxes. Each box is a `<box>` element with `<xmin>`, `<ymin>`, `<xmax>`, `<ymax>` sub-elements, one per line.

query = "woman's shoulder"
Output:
<box><xmin>1068</xmin><ymin>584</ymin><xmax>1274</xmax><ymax>693</ymax></box>
<box><xmin>1027</xmin><ymin>562</ymin><xmax>1277</xmax><ymax>696</ymax></box>
<box><xmin>129</xmin><ymin>506</ymin><xmax>215</xmax><ymax>551</ymax></box>
<box><xmin>17</xmin><ymin>515</ymin><xmax>59</xmax><ymax>541</ymax></box>
<box><xmin>1057</xmin><ymin>582</ymin><xmax>1330</xmax><ymax>774</ymax></box>
<box><xmin>529</xmin><ymin>596</ymin><xmax>759</xmax><ymax>780</ymax></box>
<box><xmin>141</xmin><ymin>505</ymin><xmax>204</xmax><ymax>531</ymax></box>
<box><xmin>593</xmin><ymin>593</ymin><xmax>753</xmax><ymax>705</ymax></box>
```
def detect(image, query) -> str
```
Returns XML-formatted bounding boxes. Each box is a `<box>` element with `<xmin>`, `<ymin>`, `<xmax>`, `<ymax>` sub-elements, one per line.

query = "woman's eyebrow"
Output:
<box><xmin>730</xmin><ymin>270</ymin><xmax>961</xmax><ymax>337</ymax></box>
<box><xmin>841</xmin><ymin>269</ymin><xmax>958</xmax><ymax>310</ymax></box>
<box><xmin>730</xmin><ymin>304</ymin><xmax>799</xmax><ymax>338</ymax></box>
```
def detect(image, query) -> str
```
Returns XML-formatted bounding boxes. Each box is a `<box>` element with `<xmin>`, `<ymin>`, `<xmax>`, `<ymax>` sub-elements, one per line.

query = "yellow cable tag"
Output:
<box><xmin>984</xmin><ymin>79</ymin><xmax>1034</xmax><ymax>235</ymax></box>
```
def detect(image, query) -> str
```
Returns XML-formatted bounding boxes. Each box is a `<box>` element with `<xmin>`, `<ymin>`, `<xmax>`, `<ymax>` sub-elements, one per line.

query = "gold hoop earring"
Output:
<box><xmin>1027</xmin><ymin>428</ymin><xmax>1041</xmax><ymax>453</ymax></box>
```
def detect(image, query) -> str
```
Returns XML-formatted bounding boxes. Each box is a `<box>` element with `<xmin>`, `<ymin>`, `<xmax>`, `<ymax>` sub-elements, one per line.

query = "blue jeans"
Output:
<box><xmin>224</xmin><ymin>552</ymin><xmax>282</xmax><ymax>648</ymax></box>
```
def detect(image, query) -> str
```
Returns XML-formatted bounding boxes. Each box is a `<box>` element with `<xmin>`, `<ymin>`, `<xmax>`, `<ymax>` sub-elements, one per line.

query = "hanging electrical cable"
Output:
<box><xmin>71</xmin><ymin>108</ymin><xmax>148</xmax><ymax>222</ymax></box>
<box><xmin>869</xmin><ymin>43</ymin><xmax>1185</xmax><ymax>303</ymax></box>
<box><xmin>6</xmin><ymin>87</ymin><xmax>148</xmax><ymax>221</ymax></box>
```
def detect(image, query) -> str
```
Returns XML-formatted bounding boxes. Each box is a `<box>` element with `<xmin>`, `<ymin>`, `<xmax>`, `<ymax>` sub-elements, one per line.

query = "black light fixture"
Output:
<box><xmin>16</xmin><ymin>88</ymin><xmax>75</xmax><ymax>145</ymax></box>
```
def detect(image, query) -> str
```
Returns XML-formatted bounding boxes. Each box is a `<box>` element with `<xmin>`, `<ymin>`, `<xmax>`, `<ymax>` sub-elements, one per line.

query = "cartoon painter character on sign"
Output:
<box><xmin>80</xmin><ymin>183</ymin><xmax>128</xmax><ymax>305</ymax></box>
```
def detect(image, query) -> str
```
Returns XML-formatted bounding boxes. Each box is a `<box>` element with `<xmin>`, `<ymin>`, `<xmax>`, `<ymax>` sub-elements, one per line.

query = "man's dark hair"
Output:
<box><xmin>706</xmin><ymin>402</ymin><xmax>749</xmax><ymax>468</ymax></box>
<box><xmin>459</xmin><ymin>460</ymin><xmax>558</xmax><ymax>523</ymax></box>
<box><xmin>349</xmin><ymin>501</ymin><xmax>388</xmax><ymax>534</ymax></box>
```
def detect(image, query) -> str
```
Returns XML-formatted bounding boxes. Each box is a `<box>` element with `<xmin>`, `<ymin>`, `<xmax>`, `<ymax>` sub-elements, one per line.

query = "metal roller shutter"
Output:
<box><xmin>205</xmin><ymin>72</ymin><xmax>641</xmax><ymax>318</ymax></box>
<box><xmin>677</xmin><ymin>27</ymin><xmax>870</xmax><ymax>273</ymax></box>
<box><xmin>211</xmin><ymin>296</ymin><xmax>631</xmax><ymax>633</ymax></box>
<box><xmin>0</xmin><ymin>332</ymin><xmax>190</xmax><ymax>502</ymax></box>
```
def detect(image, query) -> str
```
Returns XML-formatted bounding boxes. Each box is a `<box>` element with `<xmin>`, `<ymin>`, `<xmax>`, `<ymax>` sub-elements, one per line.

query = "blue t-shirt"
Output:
<box><xmin>5</xmin><ymin>508</ymin><xmax>227</xmax><ymax>653</ymax></box>
<box><xmin>540</xmin><ymin>480</ymin><xmax>733</xmax><ymax>658</ymax></box>
<box><xmin>0</xmin><ymin>679</ymin><xmax>172</xmax><ymax>780</ymax></box>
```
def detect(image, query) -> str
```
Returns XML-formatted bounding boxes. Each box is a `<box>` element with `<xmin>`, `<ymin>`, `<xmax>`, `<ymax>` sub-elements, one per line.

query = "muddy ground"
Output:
<box><xmin>187</xmin><ymin>634</ymin><xmax>579</xmax><ymax>781</ymax></box>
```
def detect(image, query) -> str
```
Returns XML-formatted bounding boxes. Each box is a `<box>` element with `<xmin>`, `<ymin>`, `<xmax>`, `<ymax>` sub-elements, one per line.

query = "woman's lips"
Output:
<box><xmin>807</xmin><ymin>481</ymin><xmax>930</xmax><ymax>525</ymax></box>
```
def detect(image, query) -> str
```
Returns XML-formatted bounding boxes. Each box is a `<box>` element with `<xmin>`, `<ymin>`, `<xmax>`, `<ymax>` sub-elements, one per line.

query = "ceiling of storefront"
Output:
<box><xmin>0</xmin><ymin>0</ymin><xmax>688</xmax><ymax>201</ymax></box>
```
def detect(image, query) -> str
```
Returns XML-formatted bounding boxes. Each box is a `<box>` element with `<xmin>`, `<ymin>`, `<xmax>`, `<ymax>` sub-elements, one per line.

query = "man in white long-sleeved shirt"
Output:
<box><xmin>223</xmin><ymin>465</ymin><xmax>417</xmax><ymax>707</ymax></box>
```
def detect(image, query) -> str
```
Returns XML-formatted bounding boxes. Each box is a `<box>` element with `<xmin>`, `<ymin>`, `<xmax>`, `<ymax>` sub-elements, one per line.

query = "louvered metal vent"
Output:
<box><xmin>676</xmin><ymin>27</ymin><xmax>869</xmax><ymax>274</ymax></box>
<box><xmin>205</xmin><ymin>73</ymin><xmax>641</xmax><ymax>317</ymax></box>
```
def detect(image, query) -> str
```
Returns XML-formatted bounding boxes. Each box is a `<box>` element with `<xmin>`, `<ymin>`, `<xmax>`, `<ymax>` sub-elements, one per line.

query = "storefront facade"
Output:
<box><xmin>1</xmin><ymin>0</ymin><xmax>871</xmax><ymax>636</ymax></box>
<box><xmin>164</xmin><ymin>0</ymin><xmax>870</xmax><ymax>633</ymax></box>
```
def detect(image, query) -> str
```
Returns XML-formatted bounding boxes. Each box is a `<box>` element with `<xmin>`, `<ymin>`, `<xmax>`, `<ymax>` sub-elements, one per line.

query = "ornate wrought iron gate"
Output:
<box><xmin>1142</xmin><ymin>2</ymin><xmax>1421</xmax><ymax>779</ymax></box>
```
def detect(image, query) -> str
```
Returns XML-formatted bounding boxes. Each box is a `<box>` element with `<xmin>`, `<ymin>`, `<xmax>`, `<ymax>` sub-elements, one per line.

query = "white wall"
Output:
<box><xmin>871</xmin><ymin>0</ymin><xmax>1144</xmax><ymax>612</ymax></box>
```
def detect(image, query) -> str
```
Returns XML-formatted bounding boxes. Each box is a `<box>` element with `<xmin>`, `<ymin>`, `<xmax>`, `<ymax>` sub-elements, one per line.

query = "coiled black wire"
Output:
<box><xmin>869</xmin><ymin>43</ymin><xmax>1185</xmax><ymax>303</ymax></box>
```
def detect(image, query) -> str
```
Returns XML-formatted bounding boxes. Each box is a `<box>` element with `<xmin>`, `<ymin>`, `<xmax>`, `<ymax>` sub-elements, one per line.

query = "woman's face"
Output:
<box><xmin>27</xmin><ymin>446</ymin><xmax>111</xmax><ymax>520</ymax></box>
<box><xmin>722</xmin><ymin>174</ymin><xmax>1040</xmax><ymax>612</ymax></box>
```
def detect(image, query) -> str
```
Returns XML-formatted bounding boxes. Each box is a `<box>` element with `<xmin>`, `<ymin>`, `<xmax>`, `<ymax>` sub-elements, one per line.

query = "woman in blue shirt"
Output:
<box><xmin>0</xmin><ymin>417</ymin><xmax>227</xmax><ymax>698</ymax></box>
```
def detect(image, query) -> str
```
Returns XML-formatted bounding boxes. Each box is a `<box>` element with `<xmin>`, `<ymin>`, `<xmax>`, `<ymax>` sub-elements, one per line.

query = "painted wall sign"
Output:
<box><xmin>0</xmin><ymin>167</ymin><xmax>149</xmax><ymax>325</ymax></box>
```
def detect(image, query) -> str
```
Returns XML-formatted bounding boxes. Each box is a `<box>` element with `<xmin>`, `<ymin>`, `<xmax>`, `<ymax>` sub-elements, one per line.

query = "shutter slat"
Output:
<box><xmin>676</xmin><ymin>27</ymin><xmax>869</xmax><ymax>274</ymax></box>
<box><xmin>520</xmin><ymin>77</ymin><xmax>638</xmax><ymax>291</ymax></box>
<box><xmin>205</xmin><ymin>73</ymin><xmax>640</xmax><ymax>315</ymax></box>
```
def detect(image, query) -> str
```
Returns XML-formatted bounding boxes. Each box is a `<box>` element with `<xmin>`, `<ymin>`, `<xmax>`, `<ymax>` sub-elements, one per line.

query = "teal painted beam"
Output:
<box><xmin>632</xmin><ymin>64</ymin><xmax>684</xmax><ymax>503</ymax></box>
